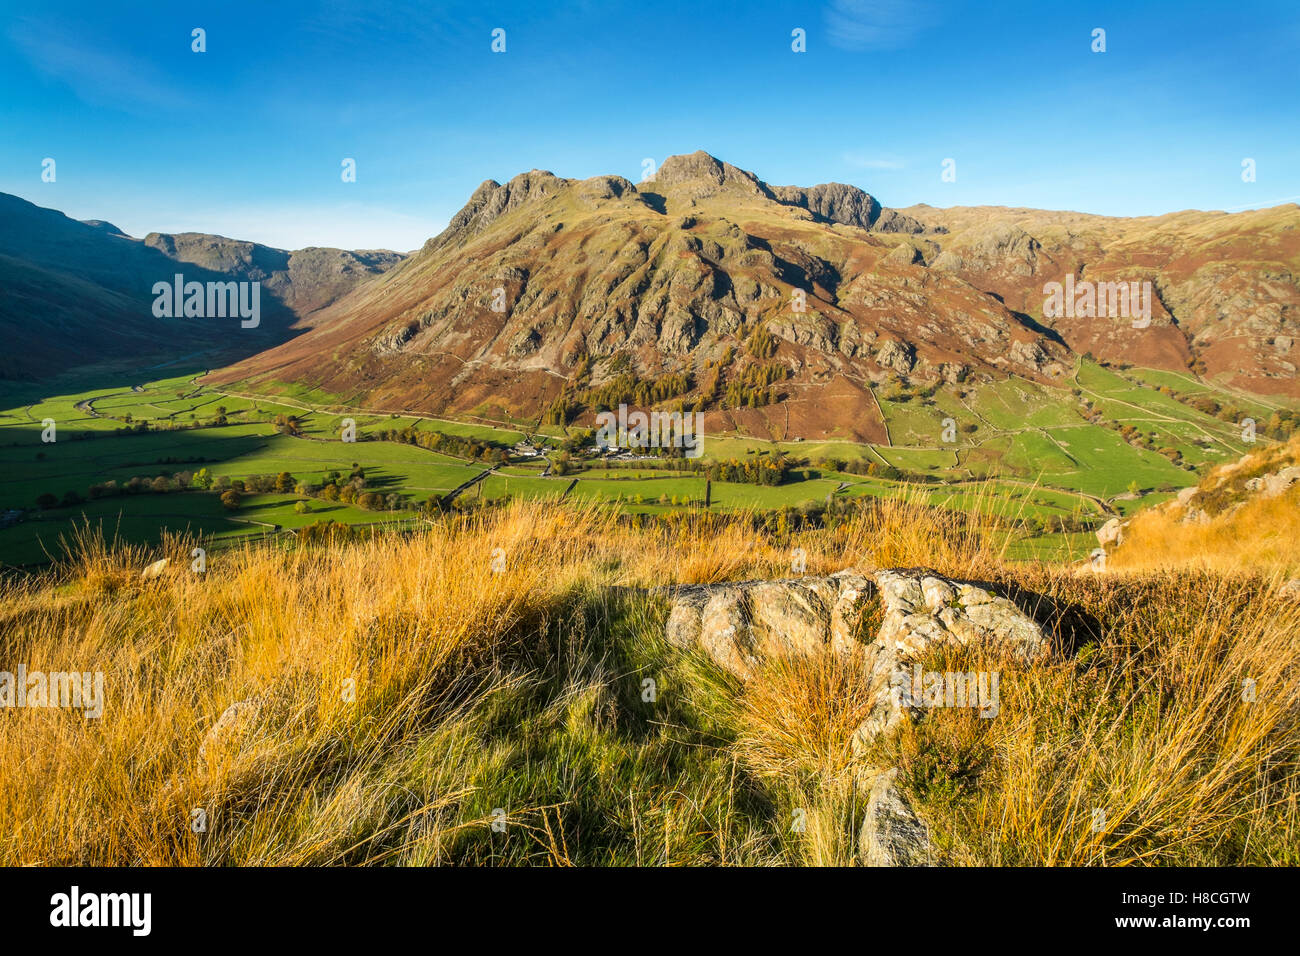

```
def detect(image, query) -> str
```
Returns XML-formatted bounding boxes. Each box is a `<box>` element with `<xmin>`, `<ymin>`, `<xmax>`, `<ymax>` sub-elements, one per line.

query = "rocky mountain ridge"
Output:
<box><xmin>207</xmin><ymin>152</ymin><xmax>1299</xmax><ymax>441</ymax></box>
<box><xmin>206</xmin><ymin>152</ymin><xmax>1093</xmax><ymax>440</ymax></box>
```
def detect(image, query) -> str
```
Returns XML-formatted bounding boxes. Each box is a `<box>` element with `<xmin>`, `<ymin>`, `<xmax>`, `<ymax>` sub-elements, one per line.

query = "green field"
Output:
<box><xmin>1</xmin><ymin>357</ymin><xmax>1293</xmax><ymax>566</ymax></box>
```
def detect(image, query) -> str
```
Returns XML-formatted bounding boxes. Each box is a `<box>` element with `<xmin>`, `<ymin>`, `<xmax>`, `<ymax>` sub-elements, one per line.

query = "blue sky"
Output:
<box><xmin>2</xmin><ymin>0</ymin><xmax>1298</xmax><ymax>251</ymax></box>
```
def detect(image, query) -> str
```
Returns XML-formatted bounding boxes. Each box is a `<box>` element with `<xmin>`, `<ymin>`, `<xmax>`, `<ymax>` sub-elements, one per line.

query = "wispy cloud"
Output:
<box><xmin>824</xmin><ymin>0</ymin><xmax>937</xmax><ymax>51</ymax></box>
<box><xmin>299</xmin><ymin>0</ymin><xmax>462</xmax><ymax>52</ymax></box>
<box><xmin>1221</xmin><ymin>195</ymin><xmax>1300</xmax><ymax>212</ymax></box>
<box><xmin>8</xmin><ymin>18</ymin><xmax>190</xmax><ymax>113</ymax></box>
<box><xmin>842</xmin><ymin>152</ymin><xmax>906</xmax><ymax>170</ymax></box>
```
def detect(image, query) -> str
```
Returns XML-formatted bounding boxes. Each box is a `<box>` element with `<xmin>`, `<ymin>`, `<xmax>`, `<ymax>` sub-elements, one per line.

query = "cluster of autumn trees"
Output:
<box><xmin>1099</xmin><ymin>368</ymin><xmax>1299</xmax><ymax>443</ymax></box>
<box><xmin>1173</xmin><ymin>392</ymin><xmax>1298</xmax><ymax>440</ymax></box>
<box><xmin>701</xmin><ymin>455</ymin><xmax>791</xmax><ymax>486</ymax></box>
<box><xmin>297</xmin><ymin>519</ymin><xmax>360</xmax><ymax>545</ymax></box>
<box><xmin>36</xmin><ymin>466</ymin><xmax>227</xmax><ymax>511</ymax></box>
<box><xmin>819</xmin><ymin>458</ymin><xmax>904</xmax><ymax>480</ymax></box>
<box><xmin>544</xmin><ymin>340</ymin><xmax>800</xmax><ymax>426</ymax></box>
<box><xmin>580</xmin><ymin>372</ymin><xmax>693</xmax><ymax>412</ymax></box>
<box><xmin>543</xmin><ymin>397</ymin><xmax>575</xmax><ymax>427</ymax></box>
<box><xmin>35</xmin><ymin>463</ymin><xmax>416</xmax><ymax>515</ymax></box>
<box><xmin>272</xmin><ymin>413</ymin><xmax>305</xmax><ymax>435</ymax></box>
<box><xmin>546</xmin><ymin>372</ymin><xmax>696</xmax><ymax>427</ymax></box>
<box><xmin>878</xmin><ymin>381</ymin><xmax>939</xmax><ymax>404</ymax></box>
<box><xmin>299</xmin><ymin>467</ymin><xmax>411</xmax><ymax>512</ymax></box>
<box><xmin>371</xmin><ymin>425</ymin><xmax>510</xmax><ymax>464</ymax></box>
<box><xmin>746</xmin><ymin>323</ymin><xmax>779</xmax><ymax>360</ymax></box>
<box><xmin>723</xmin><ymin>362</ymin><xmax>789</xmax><ymax>409</ymax></box>
<box><xmin>219</xmin><ymin>467</ymin><xmax>418</xmax><ymax>513</ymax></box>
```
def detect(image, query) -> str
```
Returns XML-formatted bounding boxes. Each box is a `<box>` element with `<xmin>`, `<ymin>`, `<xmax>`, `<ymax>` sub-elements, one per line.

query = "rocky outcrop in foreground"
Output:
<box><xmin>665</xmin><ymin>570</ymin><xmax>874</xmax><ymax>679</ymax></box>
<box><xmin>664</xmin><ymin>567</ymin><xmax>1054</xmax><ymax>866</ymax></box>
<box><xmin>872</xmin><ymin>569</ymin><xmax>1049</xmax><ymax>663</ymax></box>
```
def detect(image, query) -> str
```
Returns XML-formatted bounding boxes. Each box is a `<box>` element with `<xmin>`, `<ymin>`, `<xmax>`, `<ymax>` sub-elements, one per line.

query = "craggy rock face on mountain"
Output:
<box><xmin>770</xmin><ymin>181</ymin><xmax>926</xmax><ymax>235</ymax></box>
<box><xmin>899</xmin><ymin>203</ymin><xmax>1300</xmax><ymax>395</ymax></box>
<box><xmin>203</xmin><ymin>151</ymin><xmax>1299</xmax><ymax>431</ymax></box>
<box><xmin>7</xmin><ymin>150</ymin><xmax>1297</xmax><ymax>396</ymax></box>
<box><xmin>203</xmin><ymin>152</ymin><xmax>1116</xmax><ymax>438</ymax></box>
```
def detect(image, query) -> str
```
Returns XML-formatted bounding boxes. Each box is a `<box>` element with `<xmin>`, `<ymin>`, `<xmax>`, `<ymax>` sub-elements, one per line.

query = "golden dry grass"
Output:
<box><xmin>1</xmin><ymin>491</ymin><xmax>1295</xmax><ymax>865</ymax></box>
<box><xmin>1</xmin><ymin>502</ymin><xmax>620</xmax><ymax>864</ymax></box>
<box><xmin>879</xmin><ymin>569</ymin><xmax>1300</xmax><ymax>865</ymax></box>
<box><xmin>1112</xmin><ymin>486</ymin><xmax>1300</xmax><ymax>575</ymax></box>
<box><xmin>1112</xmin><ymin>433</ymin><xmax>1300</xmax><ymax>575</ymax></box>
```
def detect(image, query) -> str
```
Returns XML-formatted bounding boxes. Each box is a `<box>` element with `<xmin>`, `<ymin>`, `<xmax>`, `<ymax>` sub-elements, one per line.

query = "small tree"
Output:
<box><xmin>274</xmin><ymin>471</ymin><xmax>295</xmax><ymax>494</ymax></box>
<box><xmin>35</xmin><ymin>492</ymin><xmax>58</xmax><ymax>510</ymax></box>
<box><xmin>220</xmin><ymin>490</ymin><xmax>242</xmax><ymax>511</ymax></box>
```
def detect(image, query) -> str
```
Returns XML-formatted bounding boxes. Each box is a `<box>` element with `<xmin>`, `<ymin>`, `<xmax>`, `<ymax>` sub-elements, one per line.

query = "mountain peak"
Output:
<box><xmin>652</xmin><ymin>151</ymin><xmax>769</xmax><ymax>197</ymax></box>
<box><xmin>770</xmin><ymin>182</ymin><xmax>925</xmax><ymax>234</ymax></box>
<box><xmin>427</xmin><ymin>169</ymin><xmax>570</xmax><ymax>253</ymax></box>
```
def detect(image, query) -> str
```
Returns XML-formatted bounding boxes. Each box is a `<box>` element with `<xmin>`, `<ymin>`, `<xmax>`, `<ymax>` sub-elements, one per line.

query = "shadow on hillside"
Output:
<box><xmin>638</xmin><ymin>191</ymin><xmax>667</xmax><ymax>215</ymax></box>
<box><xmin>743</xmin><ymin>234</ymin><xmax>843</xmax><ymax>294</ymax></box>
<box><xmin>4</xmin><ymin>425</ymin><xmax>395</xmax><ymax>512</ymax></box>
<box><xmin>0</xmin><ymin>352</ymin><xmax>282</xmax><ymax>414</ymax></box>
<box><xmin>983</xmin><ymin>291</ymin><xmax>1067</xmax><ymax>348</ymax></box>
<box><xmin>0</xmin><ymin>193</ymin><xmax>308</xmax><ymax>383</ymax></box>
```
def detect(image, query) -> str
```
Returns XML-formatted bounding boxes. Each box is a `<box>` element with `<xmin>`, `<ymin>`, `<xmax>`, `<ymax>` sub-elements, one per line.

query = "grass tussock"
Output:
<box><xmin>870</xmin><ymin>569</ymin><xmax>1300</xmax><ymax>865</ymax></box>
<box><xmin>1113</xmin><ymin>485</ymin><xmax>1300</xmax><ymax>575</ymax></box>
<box><xmin>1</xmin><ymin>492</ymin><xmax>1295</xmax><ymax>865</ymax></box>
<box><xmin>1112</xmin><ymin>433</ymin><xmax>1300</xmax><ymax>575</ymax></box>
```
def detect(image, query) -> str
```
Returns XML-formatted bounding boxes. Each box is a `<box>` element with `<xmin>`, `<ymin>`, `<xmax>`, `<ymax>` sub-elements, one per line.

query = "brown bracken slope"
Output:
<box><xmin>204</xmin><ymin>152</ymin><xmax>1300</xmax><ymax>436</ymax></box>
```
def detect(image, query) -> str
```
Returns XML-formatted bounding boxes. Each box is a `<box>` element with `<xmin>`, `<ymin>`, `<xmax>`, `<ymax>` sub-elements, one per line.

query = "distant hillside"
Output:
<box><xmin>0</xmin><ymin>192</ymin><xmax>403</xmax><ymax>381</ymax></box>
<box><xmin>206</xmin><ymin>151</ymin><xmax>1077</xmax><ymax>441</ymax></box>
<box><xmin>205</xmin><ymin>151</ymin><xmax>1300</xmax><ymax>440</ymax></box>
<box><xmin>899</xmin><ymin>202</ymin><xmax>1300</xmax><ymax>396</ymax></box>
